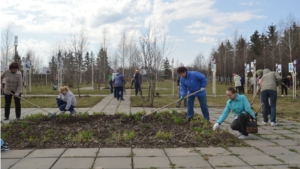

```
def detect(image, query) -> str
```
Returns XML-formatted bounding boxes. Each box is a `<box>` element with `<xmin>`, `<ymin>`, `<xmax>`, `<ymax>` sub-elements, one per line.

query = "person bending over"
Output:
<box><xmin>212</xmin><ymin>87</ymin><xmax>256</xmax><ymax>140</ymax></box>
<box><xmin>55</xmin><ymin>86</ymin><xmax>77</xmax><ymax>116</ymax></box>
<box><xmin>177</xmin><ymin>66</ymin><xmax>209</xmax><ymax>121</ymax></box>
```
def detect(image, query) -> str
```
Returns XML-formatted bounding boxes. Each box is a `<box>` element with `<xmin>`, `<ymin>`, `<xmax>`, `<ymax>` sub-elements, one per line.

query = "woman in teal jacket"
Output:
<box><xmin>212</xmin><ymin>87</ymin><xmax>256</xmax><ymax>139</ymax></box>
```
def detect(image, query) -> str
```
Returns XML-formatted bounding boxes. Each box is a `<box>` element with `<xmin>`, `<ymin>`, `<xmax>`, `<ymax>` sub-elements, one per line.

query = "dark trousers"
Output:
<box><xmin>187</xmin><ymin>95</ymin><xmax>210</xmax><ymax>120</ymax></box>
<box><xmin>114</xmin><ymin>88</ymin><xmax>116</xmax><ymax>98</ymax></box>
<box><xmin>5</xmin><ymin>92</ymin><xmax>21</xmax><ymax>119</ymax></box>
<box><xmin>281</xmin><ymin>85</ymin><xmax>288</xmax><ymax>95</ymax></box>
<box><xmin>261</xmin><ymin>90</ymin><xmax>277</xmax><ymax>123</ymax></box>
<box><xmin>235</xmin><ymin>86</ymin><xmax>241</xmax><ymax>93</ymax></box>
<box><xmin>1</xmin><ymin>83</ymin><xmax>5</xmax><ymax>95</ymax></box>
<box><xmin>115</xmin><ymin>86</ymin><xmax>124</xmax><ymax>100</ymax></box>
<box><xmin>230</xmin><ymin>113</ymin><xmax>249</xmax><ymax>136</ymax></box>
<box><xmin>135</xmin><ymin>83</ymin><xmax>142</xmax><ymax>96</ymax></box>
<box><xmin>109</xmin><ymin>81</ymin><xmax>113</xmax><ymax>93</ymax></box>
<box><xmin>241</xmin><ymin>84</ymin><xmax>245</xmax><ymax>93</ymax></box>
<box><xmin>56</xmin><ymin>98</ymin><xmax>75</xmax><ymax>112</ymax></box>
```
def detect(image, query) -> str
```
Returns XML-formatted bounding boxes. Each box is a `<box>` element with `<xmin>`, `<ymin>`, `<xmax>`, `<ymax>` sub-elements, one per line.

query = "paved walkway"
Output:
<box><xmin>1</xmin><ymin>89</ymin><xmax>300</xmax><ymax>168</ymax></box>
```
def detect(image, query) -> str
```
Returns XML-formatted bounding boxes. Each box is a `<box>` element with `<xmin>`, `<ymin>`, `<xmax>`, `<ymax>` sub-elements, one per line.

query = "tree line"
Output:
<box><xmin>209</xmin><ymin>15</ymin><xmax>300</xmax><ymax>85</ymax></box>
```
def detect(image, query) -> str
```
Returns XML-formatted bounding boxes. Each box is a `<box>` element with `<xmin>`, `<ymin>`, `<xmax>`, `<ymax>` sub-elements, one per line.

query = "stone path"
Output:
<box><xmin>1</xmin><ymin>90</ymin><xmax>300</xmax><ymax>168</ymax></box>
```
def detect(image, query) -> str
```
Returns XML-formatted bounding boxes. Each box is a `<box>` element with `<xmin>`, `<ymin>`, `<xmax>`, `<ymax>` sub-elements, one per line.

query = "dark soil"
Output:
<box><xmin>1</xmin><ymin>111</ymin><xmax>248</xmax><ymax>149</ymax></box>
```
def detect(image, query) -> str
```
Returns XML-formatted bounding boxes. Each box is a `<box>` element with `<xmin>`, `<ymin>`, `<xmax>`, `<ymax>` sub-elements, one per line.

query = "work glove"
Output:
<box><xmin>199</xmin><ymin>87</ymin><xmax>205</xmax><ymax>92</ymax></box>
<box><xmin>212</xmin><ymin>123</ymin><xmax>220</xmax><ymax>131</ymax></box>
<box><xmin>180</xmin><ymin>96</ymin><xmax>185</xmax><ymax>101</ymax></box>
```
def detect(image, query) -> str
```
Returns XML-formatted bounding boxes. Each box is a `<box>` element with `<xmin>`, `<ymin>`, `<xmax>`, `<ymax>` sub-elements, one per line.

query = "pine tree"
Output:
<box><xmin>163</xmin><ymin>57</ymin><xmax>171</xmax><ymax>77</ymax></box>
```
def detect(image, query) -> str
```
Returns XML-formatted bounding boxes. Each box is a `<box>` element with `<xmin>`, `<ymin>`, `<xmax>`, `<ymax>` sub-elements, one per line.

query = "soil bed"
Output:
<box><xmin>1</xmin><ymin>111</ymin><xmax>248</xmax><ymax>149</ymax></box>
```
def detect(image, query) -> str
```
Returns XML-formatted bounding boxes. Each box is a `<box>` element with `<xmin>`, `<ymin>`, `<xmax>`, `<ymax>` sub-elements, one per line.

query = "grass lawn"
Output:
<box><xmin>20</xmin><ymin>85</ymin><xmax>111</xmax><ymax>95</ymax></box>
<box><xmin>131</xmin><ymin>80</ymin><xmax>300</xmax><ymax>122</ymax></box>
<box><xmin>1</xmin><ymin>96</ymin><xmax>104</xmax><ymax>108</ymax></box>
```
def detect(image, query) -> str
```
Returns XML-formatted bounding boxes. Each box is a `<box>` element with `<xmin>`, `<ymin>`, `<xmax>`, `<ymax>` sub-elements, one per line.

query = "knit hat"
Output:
<box><xmin>256</xmin><ymin>69</ymin><xmax>263</xmax><ymax>77</ymax></box>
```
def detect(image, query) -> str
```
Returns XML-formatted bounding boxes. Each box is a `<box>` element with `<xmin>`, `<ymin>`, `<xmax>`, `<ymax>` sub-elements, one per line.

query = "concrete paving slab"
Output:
<box><xmin>61</xmin><ymin>148</ymin><xmax>98</xmax><ymax>157</ymax></box>
<box><xmin>282</xmin><ymin>134</ymin><xmax>300</xmax><ymax>140</ymax></box>
<box><xmin>271</xmin><ymin>139</ymin><xmax>300</xmax><ymax>146</ymax></box>
<box><xmin>94</xmin><ymin>157</ymin><xmax>132</xmax><ymax>168</ymax></box>
<box><xmin>253</xmin><ymin>166</ymin><xmax>294</xmax><ymax>169</ymax></box>
<box><xmin>130</xmin><ymin>107</ymin><xmax>145</xmax><ymax>114</ymax></box>
<box><xmin>10</xmin><ymin>158</ymin><xmax>57</xmax><ymax>169</ymax></box>
<box><xmin>195</xmin><ymin>147</ymin><xmax>231</xmax><ymax>156</ymax></box>
<box><xmin>133</xmin><ymin>148</ymin><xmax>166</xmax><ymax>157</ymax></box>
<box><xmin>215</xmin><ymin>167</ymin><xmax>253</xmax><ymax>169</ymax></box>
<box><xmin>52</xmin><ymin>158</ymin><xmax>94</xmax><ymax>169</ymax></box>
<box><xmin>239</xmin><ymin>155</ymin><xmax>284</xmax><ymax>166</ymax></box>
<box><xmin>274</xmin><ymin>155</ymin><xmax>300</xmax><ymax>165</ymax></box>
<box><xmin>26</xmin><ymin>149</ymin><xmax>65</xmax><ymax>158</ymax></box>
<box><xmin>1</xmin><ymin>150</ymin><xmax>33</xmax><ymax>159</ymax></box>
<box><xmin>164</xmin><ymin>148</ymin><xmax>200</xmax><ymax>156</ymax></box>
<box><xmin>133</xmin><ymin>157</ymin><xmax>170</xmax><ymax>168</ymax></box>
<box><xmin>228</xmin><ymin>147</ymin><xmax>265</xmax><ymax>155</ymax></box>
<box><xmin>258</xmin><ymin>134</ymin><xmax>286</xmax><ymax>140</ymax></box>
<box><xmin>1</xmin><ymin>159</ymin><xmax>20</xmax><ymax>169</ymax></box>
<box><xmin>169</xmin><ymin>156</ymin><xmax>211</xmax><ymax>168</ymax></box>
<box><xmin>208</xmin><ymin>155</ymin><xmax>248</xmax><ymax>167</ymax></box>
<box><xmin>98</xmin><ymin>148</ymin><xmax>131</xmax><ymax>157</ymax></box>
<box><xmin>244</xmin><ymin>139</ymin><xmax>277</xmax><ymax>147</ymax></box>
<box><xmin>282</xmin><ymin>146</ymin><xmax>300</xmax><ymax>153</ymax></box>
<box><xmin>271</xmin><ymin>130</ymin><xmax>297</xmax><ymax>134</ymax></box>
<box><xmin>257</xmin><ymin>146</ymin><xmax>298</xmax><ymax>155</ymax></box>
<box><xmin>256</xmin><ymin>129</ymin><xmax>276</xmax><ymax>135</ymax></box>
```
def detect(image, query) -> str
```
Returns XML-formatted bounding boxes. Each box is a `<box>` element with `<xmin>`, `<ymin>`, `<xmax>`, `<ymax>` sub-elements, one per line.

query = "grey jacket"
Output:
<box><xmin>261</xmin><ymin>69</ymin><xmax>282</xmax><ymax>92</ymax></box>
<box><xmin>1</xmin><ymin>69</ymin><xmax>23</xmax><ymax>95</ymax></box>
<box><xmin>64</xmin><ymin>91</ymin><xmax>76</xmax><ymax>110</ymax></box>
<box><xmin>113</xmin><ymin>73</ymin><xmax>124</xmax><ymax>87</ymax></box>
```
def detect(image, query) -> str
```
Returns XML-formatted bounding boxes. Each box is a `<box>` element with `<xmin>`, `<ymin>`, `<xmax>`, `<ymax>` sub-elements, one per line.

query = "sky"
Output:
<box><xmin>1</xmin><ymin>0</ymin><xmax>300</xmax><ymax>68</ymax></box>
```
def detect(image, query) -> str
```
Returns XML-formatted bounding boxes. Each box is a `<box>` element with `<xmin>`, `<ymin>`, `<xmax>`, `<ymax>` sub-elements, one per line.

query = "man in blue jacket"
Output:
<box><xmin>177</xmin><ymin>66</ymin><xmax>210</xmax><ymax>121</ymax></box>
<box><xmin>212</xmin><ymin>87</ymin><xmax>256</xmax><ymax>139</ymax></box>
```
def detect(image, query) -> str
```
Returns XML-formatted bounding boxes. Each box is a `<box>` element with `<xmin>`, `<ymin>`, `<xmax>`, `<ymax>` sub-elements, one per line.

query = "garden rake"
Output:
<box><xmin>142</xmin><ymin>88</ymin><xmax>205</xmax><ymax>120</ymax></box>
<box><xmin>10</xmin><ymin>92</ymin><xmax>60</xmax><ymax>117</ymax></box>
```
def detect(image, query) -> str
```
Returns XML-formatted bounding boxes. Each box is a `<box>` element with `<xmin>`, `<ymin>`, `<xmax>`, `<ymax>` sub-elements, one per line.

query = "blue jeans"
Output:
<box><xmin>56</xmin><ymin>98</ymin><xmax>75</xmax><ymax>112</ymax></box>
<box><xmin>261</xmin><ymin>90</ymin><xmax>277</xmax><ymax>123</ymax></box>
<box><xmin>187</xmin><ymin>95</ymin><xmax>210</xmax><ymax>120</ymax></box>
<box><xmin>115</xmin><ymin>86</ymin><xmax>124</xmax><ymax>100</ymax></box>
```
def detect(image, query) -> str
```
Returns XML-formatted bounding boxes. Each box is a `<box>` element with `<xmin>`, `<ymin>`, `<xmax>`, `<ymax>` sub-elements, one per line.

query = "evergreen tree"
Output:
<box><xmin>163</xmin><ymin>57</ymin><xmax>171</xmax><ymax>77</ymax></box>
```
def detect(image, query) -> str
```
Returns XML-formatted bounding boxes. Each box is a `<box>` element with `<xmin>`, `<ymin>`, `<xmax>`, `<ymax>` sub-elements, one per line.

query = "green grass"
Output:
<box><xmin>110</xmin><ymin>130</ymin><xmax>136</xmax><ymax>142</ymax></box>
<box><xmin>1</xmin><ymin>96</ymin><xmax>104</xmax><ymax>108</ymax></box>
<box><xmin>156</xmin><ymin>130</ymin><xmax>173</xmax><ymax>140</ymax></box>
<box><xmin>73</xmin><ymin>130</ymin><xmax>94</xmax><ymax>143</ymax></box>
<box><xmin>18</xmin><ymin>84</ymin><xmax>110</xmax><ymax>95</ymax></box>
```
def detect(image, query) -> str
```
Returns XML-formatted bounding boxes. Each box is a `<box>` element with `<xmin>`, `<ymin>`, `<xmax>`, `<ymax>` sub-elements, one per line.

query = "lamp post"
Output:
<box><xmin>212</xmin><ymin>59</ymin><xmax>216</xmax><ymax>98</ymax></box>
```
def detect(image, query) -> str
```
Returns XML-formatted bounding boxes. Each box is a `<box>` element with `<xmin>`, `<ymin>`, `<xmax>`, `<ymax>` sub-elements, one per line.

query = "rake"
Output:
<box><xmin>141</xmin><ymin>88</ymin><xmax>205</xmax><ymax>120</ymax></box>
<box><xmin>10</xmin><ymin>92</ymin><xmax>60</xmax><ymax>117</ymax></box>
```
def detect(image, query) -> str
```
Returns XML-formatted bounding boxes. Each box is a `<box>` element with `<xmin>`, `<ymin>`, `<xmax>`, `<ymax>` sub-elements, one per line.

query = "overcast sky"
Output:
<box><xmin>1</xmin><ymin>0</ymin><xmax>300</xmax><ymax>67</ymax></box>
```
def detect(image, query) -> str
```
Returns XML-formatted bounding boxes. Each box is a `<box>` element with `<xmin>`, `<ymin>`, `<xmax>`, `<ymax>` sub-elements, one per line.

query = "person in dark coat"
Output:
<box><xmin>281</xmin><ymin>75</ymin><xmax>291</xmax><ymax>96</ymax></box>
<box><xmin>113</xmin><ymin>71</ymin><xmax>125</xmax><ymax>101</ymax></box>
<box><xmin>134</xmin><ymin>69</ymin><xmax>143</xmax><ymax>97</ymax></box>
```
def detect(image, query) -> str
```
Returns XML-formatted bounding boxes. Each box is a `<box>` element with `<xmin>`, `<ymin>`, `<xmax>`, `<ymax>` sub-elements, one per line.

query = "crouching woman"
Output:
<box><xmin>56</xmin><ymin>86</ymin><xmax>77</xmax><ymax>116</ymax></box>
<box><xmin>212</xmin><ymin>87</ymin><xmax>256</xmax><ymax>139</ymax></box>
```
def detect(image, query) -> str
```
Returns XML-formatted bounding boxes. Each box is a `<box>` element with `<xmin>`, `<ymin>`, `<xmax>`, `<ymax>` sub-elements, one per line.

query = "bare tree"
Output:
<box><xmin>65</xmin><ymin>27</ymin><xmax>89</xmax><ymax>98</ymax></box>
<box><xmin>138</xmin><ymin>27</ymin><xmax>170</xmax><ymax>106</ymax></box>
<box><xmin>1</xmin><ymin>24</ymin><xmax>13</xmax><ymax>66</ymax></box>
<box><xmin>118</xmin><ymin>32</ymin><xmax>128</xmax><ymax>75</ymax></box>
